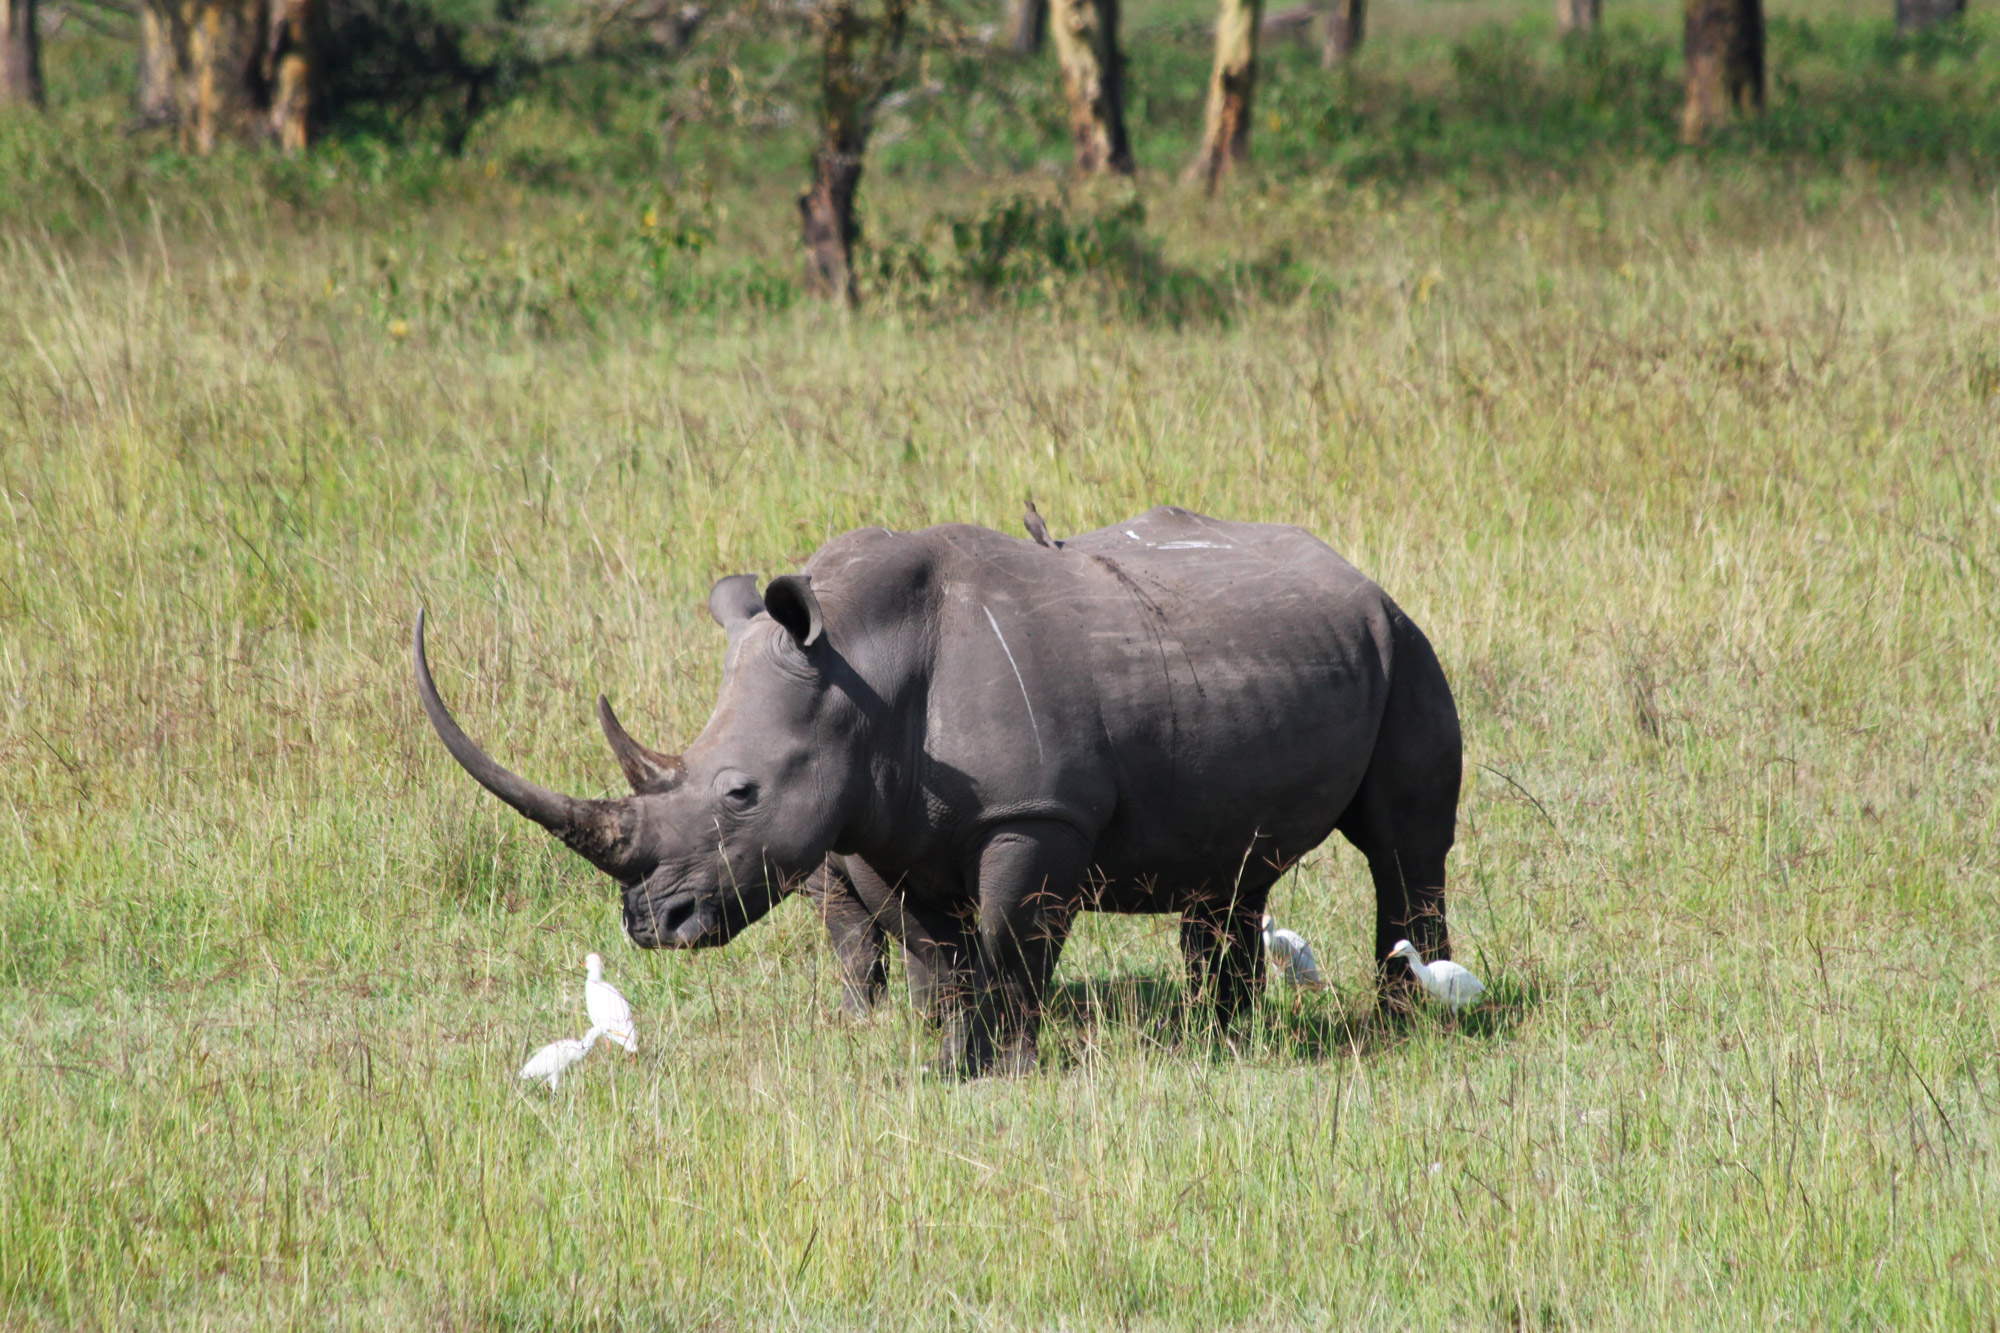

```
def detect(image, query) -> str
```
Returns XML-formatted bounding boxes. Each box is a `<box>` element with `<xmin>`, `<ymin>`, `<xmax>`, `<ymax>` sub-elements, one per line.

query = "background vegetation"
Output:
<box><xmin>3</xmin><ymin>0</ymin><xmax>1999</xmax><ymax>1326</ymax></box>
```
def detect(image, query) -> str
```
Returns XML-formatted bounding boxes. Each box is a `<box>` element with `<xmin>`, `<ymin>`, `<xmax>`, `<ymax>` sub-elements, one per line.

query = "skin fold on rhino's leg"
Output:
<box><xmin>802</xmin><ymin>856</ymin><xmax>890</xmax><ymax>1017</ymax></box>
<box><xmin>946</xmin><ymin>821</ymin><xmax>1089</xmax><ymax>1078</ymax></box>
<box><xmin>1179</xmin><ymin>890</ymin><xmax>1270</xmax><ymax>1032</ymax></box>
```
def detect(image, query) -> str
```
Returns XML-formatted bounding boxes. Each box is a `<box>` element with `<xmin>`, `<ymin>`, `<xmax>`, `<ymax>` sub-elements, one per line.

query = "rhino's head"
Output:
<box><xmin>413</xmin><ymin>574</ymin><xmax>859</xmax><ymax>949</ymax></box>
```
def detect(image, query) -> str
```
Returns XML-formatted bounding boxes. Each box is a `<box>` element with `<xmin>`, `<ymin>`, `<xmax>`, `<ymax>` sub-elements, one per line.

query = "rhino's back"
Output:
<box><xmin>1056</xmin><ymin>509</ymin><xmax>1397</xmax><ymax>891</ymax></box>
<box><xmin>1062</xmin><ymin>506</ymin><xmax>1379</xmax><ymax>614</ymax></box>
<box><xmin>809</xmin><ymin>510</ymin><xmax>1407</xmax><ymax>900</ymax></box>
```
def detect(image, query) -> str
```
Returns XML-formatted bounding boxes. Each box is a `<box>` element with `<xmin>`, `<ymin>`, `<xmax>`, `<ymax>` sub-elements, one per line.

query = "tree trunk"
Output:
<box><xmin>264</xmin><ymin>0</ymin><xmax>314</xmax><ymax>151</ymax></box>
<box><xmin>172</xmin><ymin>0</ymin><xmax>262</xmax><ymax>154</ymax></box>
<box><xmin>1555</xmin><ymin>0</ymin><xmax>1599</xmax><ymax>36</ymax></box>
<box><xmin>139</xmin><ymin>0</ymin><xmax>316</xmax><ymax>153</ymax></box>
<box><xmin>1319</xmin><ymin>0</ymin><xmax>1361</xmax><ymax>67</ymax></box>
<box><xmin>799</xmin><ymin>0</ymin><xmax>909</xmax><ymax>305</ymax></box>
<box><xmin>0</xmin><ymin>0</ymin><xmax>42</xmax><ymax>107</ymax></box>
<box><xmin>1049</xmin><ymin>0</ymin><xmax>1131</xmax><ymax>174</ymax></box>
<box><xmin>1185</xmin><ymin>0</ymin><xmax>1261</xmax><ymax>193</ymax></box>
<box><xmin>137</xmin><ymin>3</ymin><xmax>174</xmax><ymax>125</ymax></box>
<box><xmin>1895</xmin><ymin>0</ymin><xmax>1964</xmax><ymax>33</ymax></box>
<box><xmin>1679</xmin><ymin>0</ymin><xmax>1762</xmax><ymax>144</ymax></box>
<box><xmin>1003</xmin><ymin>0</ymin><xmax>1045</xmax><ymax>56</ymax></box>
<box><xmin>800</xmin><ymin>147</ymin><xmax>865</xmax><ymax>304</ymax></box>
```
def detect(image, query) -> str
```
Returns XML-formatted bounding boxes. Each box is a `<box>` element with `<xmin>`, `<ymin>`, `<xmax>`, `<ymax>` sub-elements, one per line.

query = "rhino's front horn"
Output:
<box><xmin>412</xmin><ymin>610</ymin><xmax>642</xmax><ymax>880</ymax></box>
<box><xmin>596</xmin><ymin>695</ymin><xmax>684</xmax><ymax>793</ymax></box>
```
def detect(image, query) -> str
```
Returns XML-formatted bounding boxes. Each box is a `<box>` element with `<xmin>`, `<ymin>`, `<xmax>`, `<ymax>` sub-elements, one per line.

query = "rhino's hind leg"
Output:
<box><xmin>1334</xmin><ymin>609</ymin><xmax>1463</xmax><ymax>1004</ymax></box>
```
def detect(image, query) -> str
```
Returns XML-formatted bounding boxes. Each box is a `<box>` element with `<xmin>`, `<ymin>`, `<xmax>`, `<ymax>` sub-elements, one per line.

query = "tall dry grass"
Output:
<box><xmin>2</xmin><ymin>141</ymin><xmax>1997</xmax><ymax>1327</ymax></box>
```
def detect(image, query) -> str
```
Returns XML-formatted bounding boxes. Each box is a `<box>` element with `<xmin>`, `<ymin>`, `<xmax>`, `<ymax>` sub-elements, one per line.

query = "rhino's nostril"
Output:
<box><xmin>659</xmin><ymin>897</ymin><xmax>699</xmax><ymax>937</ymax></box>
<box><xmin>622</xmin><ymin>892</ymin><xmax>699</xmax><ymax>947</ymax></box>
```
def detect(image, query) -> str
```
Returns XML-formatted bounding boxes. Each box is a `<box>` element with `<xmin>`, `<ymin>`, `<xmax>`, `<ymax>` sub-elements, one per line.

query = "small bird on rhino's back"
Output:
<box><xmin>1023</xmin><ymin>498</ymin><xmax>1058</xmax><ymax>550</ymax></box>
<box><xmin>585</xmin><ymin>952</ymin><xmax>638</xmax><ymax>1054</ymax></box>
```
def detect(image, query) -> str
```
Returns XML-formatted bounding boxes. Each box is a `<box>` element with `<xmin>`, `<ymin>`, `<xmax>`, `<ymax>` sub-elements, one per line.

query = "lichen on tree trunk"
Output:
<box><xmin>138</xmin><ymin>0</ymin><xmax>315</xmax><ymax>153</ymax></box>
<box><xmin>1679</xmin><ymin>0</ymin><xmax>1763</xmax><ymax>144</ymax></box>
<box><xmin>1895</xmin><ymin>0</ymin><xmax>1964</xmax><ymax>34</ymax></box>
<box><xmin>1003</xmin><ymin>0</ymin><xmax>1045</xmax><ymax>57</ymax></box>
<box><xmin>799</xmin><ymin>0</ymin><xmax>910</xmax><ymax>305</ymax></box>
<box><xmin>263</xmin><ymin>0</ymin><xmax>314</xmax><ymax>151</ymax></box>
<box><xmin>138</xmin><ymin>4</ymin><xmax>175</xmax><ymax>125</ymax></box>
<box><xmin>1555</xmin><ymin>0</ymin><xmax>1599</xmax><ymax>36</ymax></box>
<box><xmin>1185</xmin><ymin>0</ymin><xmax>1262</xmax><ymax>194</ymax></box>
<box><xmin>1319</xmin><ymin>0</ymin><xmax>1362</xmax><ymax>67</ymax></box>
<box><xmin>800</xmin><ymin>148</ymin><xmax>865</xmax><ymax>305</ymax></box>
<box><xmin>0</xmin><ymin>0</ymin><xmax>43</xmax><ymax>107</ymax></box>
<box><xmin>1049</xmin><ymin>0</ymin><xmax>1131</xmax><ymax>174</ymax></box>
<box><xmin>173</xmin><ymin>0</ymin><xmax>263</xmax><ymax>153</ymax></box>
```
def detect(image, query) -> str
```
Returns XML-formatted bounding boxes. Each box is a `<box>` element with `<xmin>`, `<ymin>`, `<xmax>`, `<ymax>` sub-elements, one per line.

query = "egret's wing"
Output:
<box><xmin>1439</xmin><ymin>961</ymin><xmax>1481</xmax><ymax>989</ymax></box>
<box><xmin>519</xmin><ymin>1040</ymin><xmax>574</xmax><ymax>1081</ymax></box>
<box><xmin>1292</xmin><ymin>942</ymin><xmax>1322</xmax><ymax>984</ymax></box>
<box><xmin>587</xmin><ymin>979</ymin><xmax>633</xmax><ymax>1031</ymax></box>
<box><xmin>1431</xmin><ymin>961</ymin><xmax>1486</xmax><ymax>1008</ymax></box>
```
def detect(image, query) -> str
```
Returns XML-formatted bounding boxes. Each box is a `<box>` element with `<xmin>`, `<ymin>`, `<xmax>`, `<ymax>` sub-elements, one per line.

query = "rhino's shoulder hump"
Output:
<box><xmin>804</xmin><ymin>526</ymin><xmax>981</xmax><ymax>626</ymax></box>
<box><xmin>806</xmin><ymin>525</ymin><xmax>934</xmax><ymax>582</ymax></box>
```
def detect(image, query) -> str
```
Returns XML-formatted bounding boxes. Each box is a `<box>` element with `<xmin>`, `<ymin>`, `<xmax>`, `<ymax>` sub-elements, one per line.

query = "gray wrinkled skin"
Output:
<box><xmin>415</xmin><ymin>507</ymin><xmax>1462</xmax><ymax>1077</ymax></box>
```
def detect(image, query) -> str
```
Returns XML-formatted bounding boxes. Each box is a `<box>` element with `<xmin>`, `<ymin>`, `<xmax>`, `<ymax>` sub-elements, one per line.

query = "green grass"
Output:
<box><xmin>4</xmin><ymin>0</ymin><xmax>2000</xmax><ymax>1327</ymax></box>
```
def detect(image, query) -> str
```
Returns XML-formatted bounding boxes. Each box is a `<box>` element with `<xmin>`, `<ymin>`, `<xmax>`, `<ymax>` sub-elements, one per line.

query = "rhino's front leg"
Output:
<box><xmin>802</xmin><ymin>855</ymin><xmax>890</xmax><ymax>1017</ymax></box>
<box><xmin>1180</xmin><ymin>895</ymin><xmax>1269</xmax><ymax>1032</ymax></box>
<box><xmin>835</xmin><ymin>856</ymin><xmax>962</xmax><ymax>1020</ymax></box>
<box><xmin>946</xmin><ymin>821</ymin><xmax>1087</xmax><ymax>1078</ymax></box>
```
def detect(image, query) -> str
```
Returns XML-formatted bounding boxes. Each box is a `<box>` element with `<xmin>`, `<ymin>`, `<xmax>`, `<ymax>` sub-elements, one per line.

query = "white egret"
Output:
<box><xmin>1260</xmin><ymin>913</ymin><xmax>1324</xmax><ymax>986</ymax></box>
<box><xmin>1387</xmin><ymin>939</ymin><xmax>1486</xmax><ymax>1013</ymax></box>
<box><xmin>518</xmin><ymin>1031</ymin><xmax>598</xmax><ymax>1089</ymax></box>
<box><xmin>585</xmin><ymin>952</ymin><xmax>638</xmax><ymax>1054</ymax></box>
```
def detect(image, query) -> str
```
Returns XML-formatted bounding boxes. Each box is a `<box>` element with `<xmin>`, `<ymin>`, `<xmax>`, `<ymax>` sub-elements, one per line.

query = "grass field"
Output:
<box><xmin>4</xmin><ymin>0</ymin><xmax>2000</xmax><ymax>1326</ymax></box>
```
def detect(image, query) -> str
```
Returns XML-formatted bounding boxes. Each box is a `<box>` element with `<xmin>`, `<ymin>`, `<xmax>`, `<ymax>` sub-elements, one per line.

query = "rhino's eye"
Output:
<box><xmin>713</xmin><ymin>769</ymin><xmax>760</xmax><ymax>810</ymax></box>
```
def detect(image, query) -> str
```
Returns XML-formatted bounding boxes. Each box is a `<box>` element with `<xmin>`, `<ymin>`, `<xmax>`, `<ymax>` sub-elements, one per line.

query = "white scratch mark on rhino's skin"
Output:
<box><xmin>1156</xmin><ymin>540</ymin><xmax>1229</xmax><ymax>550</ymax></box>
<box><xmin>983</xmin><ymin>604</ymin><xmax>1046</xmax><ymax>764</ymax></box>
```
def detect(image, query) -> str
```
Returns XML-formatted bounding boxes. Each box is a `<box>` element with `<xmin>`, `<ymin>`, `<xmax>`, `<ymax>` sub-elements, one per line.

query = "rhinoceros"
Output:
<box><xmin>414</xmin><ymin>506</ymin><xmax>1463</xmax><ymax>1075</ymax></box>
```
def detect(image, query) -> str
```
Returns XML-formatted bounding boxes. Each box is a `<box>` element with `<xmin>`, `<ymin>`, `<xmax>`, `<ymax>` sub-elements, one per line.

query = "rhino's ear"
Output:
<box><xmin>763</xmin><ymin>575</ymin><xmax>823</xmax><ymax>648</ymax></box>
<box><xmin>708</xmin><ymin>574</ymin><xmax>765</xmax><ymax>634</ymax></box>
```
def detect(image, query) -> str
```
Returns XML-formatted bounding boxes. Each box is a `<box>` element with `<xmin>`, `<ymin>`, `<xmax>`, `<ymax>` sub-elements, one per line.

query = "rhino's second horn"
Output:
<box><xmin>596</xmin><ymin>695</ymin><xmax>685</xmax><ymax>792</ymax></box>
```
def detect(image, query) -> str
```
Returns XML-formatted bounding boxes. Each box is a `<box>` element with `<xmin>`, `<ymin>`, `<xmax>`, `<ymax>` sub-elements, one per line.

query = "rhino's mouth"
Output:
<box><xmin>624</xmin><ymin>867</ymin><xmax>796</xmax><ymax>951</ymax></box>
<box><xmin>624</xmin><ymin>889</ymin><xmax>714</xmax><ymax>949</ymax></box>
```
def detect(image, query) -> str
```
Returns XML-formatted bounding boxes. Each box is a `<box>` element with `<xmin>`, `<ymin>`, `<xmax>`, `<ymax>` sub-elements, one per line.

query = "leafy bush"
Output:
<box><xmin>353</xmin><ymin>191</ymin><xmax>796</xmax><ymax>334</ymax></box>
<box><xmin>863</xmin><ymin>193</ymin><xmax>1305</xmax><ymax>325</ymax></box>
